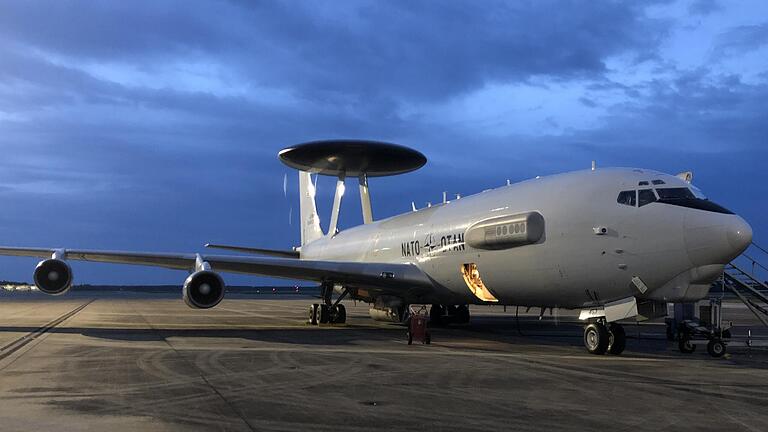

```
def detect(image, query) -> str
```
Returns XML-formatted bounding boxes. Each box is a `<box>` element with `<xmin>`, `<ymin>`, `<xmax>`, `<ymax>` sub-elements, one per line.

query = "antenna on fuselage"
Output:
<box><xmin>278</xmin><ymin>140</ymin><xmax>427</xmax><ymax>236</ymax></box>
<box><xmin>591</xmin><ymin>161</ymin><xmax>596</xmax><ymax>171</ymax></box>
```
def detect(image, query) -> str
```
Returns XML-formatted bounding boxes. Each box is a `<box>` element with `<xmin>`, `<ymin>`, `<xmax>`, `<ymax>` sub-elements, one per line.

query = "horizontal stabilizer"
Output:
<box><xmin>204</xmin><ymin>243</ymin><xmax>299</xmax><ymax>258</ymax></box>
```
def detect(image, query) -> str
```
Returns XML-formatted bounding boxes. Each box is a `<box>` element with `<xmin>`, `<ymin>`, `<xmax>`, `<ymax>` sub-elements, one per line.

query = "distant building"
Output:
<box><xmin>1</xmin><ymin>283</ymin><xmax>36</xmax><ymax>292</ymax></box>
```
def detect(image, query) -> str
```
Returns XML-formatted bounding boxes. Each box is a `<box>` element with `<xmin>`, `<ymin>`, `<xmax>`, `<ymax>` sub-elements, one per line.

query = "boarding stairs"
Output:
<box><xmin>723</xmin><ymin>243</ymin><xmax>768</xmax><ymax>327</ymax></box>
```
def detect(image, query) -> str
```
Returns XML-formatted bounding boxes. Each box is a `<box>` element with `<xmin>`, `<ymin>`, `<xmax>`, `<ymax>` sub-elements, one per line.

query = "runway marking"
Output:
<box><xmin>165</xmin><ymin>343</ymin><xmax>675</xmax><ymax>362</ymax></box>
<box><xmin>0</xmin><ymin>300</ymin><xmax>94</xmax><ymax>364</ymax></box>
<box><xmin>215</xmin><ymin>307</ymin><xmax>300</xmax><ymax>323</ymax></box>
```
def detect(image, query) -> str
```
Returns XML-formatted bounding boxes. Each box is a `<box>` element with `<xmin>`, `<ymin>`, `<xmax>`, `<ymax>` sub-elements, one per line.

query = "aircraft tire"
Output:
<box><xmin>607</xmin><ymin>323</ymin><xmax>626</xmax><ymax>355</ymax></box>
<box><xmin>318</xmin><ymin>304</ymin><xmax>331</xmax><ymax>324</ymax></box>
<box><xmin>583</xmin><ymin>323</ymin><xmax>609</xmax><ymax>355</ymax></box>
<box><xmin>678</xmin><ymin>336</ymin><xmax>695</xmax><ymax>353</ymax></box>
<box><xmin>456</xmin><ymin>305</ymin><xmax>470</xmax><ymax>324</ymax></box>
<box><xmin>331</xmin><ymin>304</ymin><xmax>346</xmax><ymax>324</ymax></box>
<box><xmin>308</xmin><ymin>304</ymin><xmax>319</xmax><ymax>325</ymax></box>
<box><xmin>430</xmin><ymin>304</ymin><xmax>444</xmax><ymax>327</ymax></box>
<box><xmin>707</xmin><ymin>339</ymin><xmax>726</xmax><ymax>358</ymax></box>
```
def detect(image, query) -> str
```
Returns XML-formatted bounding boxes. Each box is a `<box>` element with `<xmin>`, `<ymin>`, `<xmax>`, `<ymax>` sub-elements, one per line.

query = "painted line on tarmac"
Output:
<box><xmin>0</xmin><ymin>300</ymin><xmax>94</xmax><ymax>362</ymax></box>
<box><xmin>166</xmin><ymin>343</ymin><xmax>674</xmax><ymax>362</ymax></box>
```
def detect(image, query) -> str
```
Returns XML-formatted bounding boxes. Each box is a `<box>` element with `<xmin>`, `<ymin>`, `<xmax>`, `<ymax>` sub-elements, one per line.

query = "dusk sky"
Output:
<box><xmin>0</xmin><ymin>0</ymin><xmax>766</xmax><ymax>285</ymax></box>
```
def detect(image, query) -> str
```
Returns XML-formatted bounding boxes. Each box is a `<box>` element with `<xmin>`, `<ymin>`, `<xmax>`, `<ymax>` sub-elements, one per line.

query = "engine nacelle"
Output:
<box><xmin>33</xmin><ymin>259</ymin><xmax>73</xmax><ymax>295</ymax></box>
<box><xmin>369</xmin><ymin>306</ymin><xmax>406</xmax><ymax>323</ymax></box>
<box><xmin>183</xmin><ymin>270</ymin><xmax>225</xmax><ymax>309</ymax></box>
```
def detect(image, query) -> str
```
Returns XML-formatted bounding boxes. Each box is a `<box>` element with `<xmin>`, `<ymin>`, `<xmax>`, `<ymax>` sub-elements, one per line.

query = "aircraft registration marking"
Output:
<box><xmin>401</xmin><ymin>232</ymin><xmax>465</xmax><ymax>257</ymax></box>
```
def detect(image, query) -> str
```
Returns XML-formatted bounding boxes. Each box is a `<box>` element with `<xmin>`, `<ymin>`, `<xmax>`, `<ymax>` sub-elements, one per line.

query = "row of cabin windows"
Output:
<box><xmin>495</xmin><ymin>222</ymin><xmax>526</xmax><ymax>236</ymax></box>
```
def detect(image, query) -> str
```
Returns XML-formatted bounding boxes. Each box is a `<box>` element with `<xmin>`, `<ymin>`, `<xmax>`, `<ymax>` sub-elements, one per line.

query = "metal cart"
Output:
<box><xmin>407</xmin><ymin>305</ymin><xmax>431</xmax><ymax>345</ymax></box>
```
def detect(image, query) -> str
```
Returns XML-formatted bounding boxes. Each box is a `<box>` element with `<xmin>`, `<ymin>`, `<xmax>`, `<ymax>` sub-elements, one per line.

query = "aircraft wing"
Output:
<box><xmin>0</xmin><ymin>246</ymin><xmax>434</xmax><ymax>293</ymax></box>
<box><xmin>204</xmin><ymin>243</ymin><xmax>300</xmax><ymax>258</ymax></box>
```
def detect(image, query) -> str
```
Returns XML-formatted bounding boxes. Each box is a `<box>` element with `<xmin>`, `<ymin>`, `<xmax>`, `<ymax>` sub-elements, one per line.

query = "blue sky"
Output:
<box><xmin>0</xmin><ymin>0</ymin><xmax>766</xmax><ymax>284</ymax></box>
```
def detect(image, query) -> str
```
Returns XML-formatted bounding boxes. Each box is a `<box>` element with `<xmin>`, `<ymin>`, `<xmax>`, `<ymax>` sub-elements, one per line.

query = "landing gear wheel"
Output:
<box><xmin>583</xmin><ymin>322</ymin><xmax>609</xmax><ymax>355</ymax></box>
<box><xmin>308</xmin><ymin>304</ymin><xmax>319</xmax><ymax>325</ymax></box>
<box><xmin>455</xmin><ymin>305</ymin><xmax>470</xmax><ymax>324</ymax></box>
<box><xmin>678</xmin><ymin>336</ymin><xmax>696</xmax><ymax>354</ymax></box>
<box><xmin>330</xmin><ymin>304</ymin><xmax>347</xmax><ymax>324</ymax></box>
<box><xmin>318</xmin><ymin>304</ymin><xmax>330</xmax><ymax>324</ymax></box>
<box><xmin>665</xmin><ymin>320</ymin><xmax>675</xmax><ymax>341</ymax></box>
<box><xmin>430</xmin><ymin>304</ymin><xmax>444</xmax><ymax>327</ymax></box>
<box><xmin>707</xmin><ymin>339</ymin><xmax>726</xmax><ymax>358</ymax></box>
<box><xmin>607</xmin><ymin>323</ymin><xmax>626</xmax><ymax>355</ymax></box>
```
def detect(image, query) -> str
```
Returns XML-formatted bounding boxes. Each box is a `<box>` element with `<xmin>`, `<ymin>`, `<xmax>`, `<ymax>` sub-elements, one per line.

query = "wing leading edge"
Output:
<box><xmin>0</xmin><ymin>246</ymin><xmax>434</xmax><ymax>295</ymax></box>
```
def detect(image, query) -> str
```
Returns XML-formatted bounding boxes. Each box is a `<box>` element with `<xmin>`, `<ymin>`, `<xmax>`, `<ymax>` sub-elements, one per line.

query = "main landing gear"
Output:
<box><xmin>583</xmin><ymin>320</ymin><xmax>625</xmax><ymax>355</ymax></box>
<box><xmin>308</xmin><ymin>283</ymin><xmax>347</xmax><ymax>325</ymax></box>
<box><xmin>429</xmin><ymin>304</ymin><xmax>470</xmax><ymax>326</ymax></box>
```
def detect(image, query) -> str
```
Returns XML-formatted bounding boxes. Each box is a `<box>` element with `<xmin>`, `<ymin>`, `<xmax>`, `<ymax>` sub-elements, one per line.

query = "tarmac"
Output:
<box><xmin>0</xmin><ymin>291</ymin><xmax>766</xmax><ymax>432</ymax></box>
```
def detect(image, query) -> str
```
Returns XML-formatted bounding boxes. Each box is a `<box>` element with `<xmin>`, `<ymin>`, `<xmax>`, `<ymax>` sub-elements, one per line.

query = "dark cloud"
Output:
<box><xmin>688</xmin><ymin>0</ymin><xmax>722</xmax><ymax>15</ymax></box>
<box><xmin>578</xmin><ymin>97</ymin><xmax>598</xmax><ymax>108</ymax></box>
<box><xmin>714</xmin><ymin>22</ymin><xmax>768</xmax><ymax>56</ymax></box>
<box><xmin>0</xmin><ymin>1</ymin><xmax>668</xmax><ymax>105</ymax></box>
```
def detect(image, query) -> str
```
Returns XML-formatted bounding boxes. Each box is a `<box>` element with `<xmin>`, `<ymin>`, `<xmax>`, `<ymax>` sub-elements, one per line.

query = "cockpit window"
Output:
<box><xmin>652</xmin><ymin>179</ymin><xmax>666</xmax><ymax>185</ymax></box>
<box><xmin>638</xmin><ymin>181</ymin><xmax>649</xmax><ymax>186</ymax></box>
<box><xmin>654</xmin><ymin>187</ymin><xmax>733</xmax><ymax>214</ymax></box>
<box><xmin>617</xmin><ymin>190</ymin><xmax>636</xmax><ymax>207</ymax></box>
<box><xmin>656</xmin><ymin>187</ymin><xmax>695</xmax><ymax>200</ymax></box>
<box><xmin>638</xmin><ymin>189</ymin><xmax>656</xmax><ymax>207</ymax></box>
<box><xmin>690</xmin><ymin>185</ymin><xmax>707</xmax><ymax>199</ymax></box>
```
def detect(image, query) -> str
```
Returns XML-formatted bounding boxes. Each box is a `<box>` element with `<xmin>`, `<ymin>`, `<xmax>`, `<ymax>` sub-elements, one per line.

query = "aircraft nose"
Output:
<box><xmin>726</xmin><ymin>216</ymin><xmax>752</xmax><ymax>254</ymax></box>
<box><xmin>684</xmin><ymin>213</ymin><xmax>753</xmax><ymax>266</ymax></box>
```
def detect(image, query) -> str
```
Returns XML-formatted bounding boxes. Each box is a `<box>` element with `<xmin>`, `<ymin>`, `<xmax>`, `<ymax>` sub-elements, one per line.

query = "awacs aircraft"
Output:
<box><xmin>0</xmin><ymin>140</ymin><xmax>753</xmax><ymax>355</ymax></box>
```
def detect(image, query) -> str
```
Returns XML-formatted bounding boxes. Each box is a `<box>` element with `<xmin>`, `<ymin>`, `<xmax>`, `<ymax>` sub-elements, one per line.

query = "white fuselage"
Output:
<box><xmin>301</xmin><ymin>168</ymin><xmax>752</xmax><ymax>309</ymax></box>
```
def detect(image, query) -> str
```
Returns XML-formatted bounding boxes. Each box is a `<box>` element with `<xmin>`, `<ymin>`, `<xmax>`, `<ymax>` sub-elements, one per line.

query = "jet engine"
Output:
<box><xmin>368</xmin><ymin>306</ymin><xmax>406</xmax><ymax>323</ymax></box>
<box><xmin>182</xmin><ymin>270</ymin><xmax>225</xmax><ymax>309</ymax></box>
<box><xmin>33</xmin><ymin>259</ymin><xmax>73</xmax><ymax>295</ymax></box>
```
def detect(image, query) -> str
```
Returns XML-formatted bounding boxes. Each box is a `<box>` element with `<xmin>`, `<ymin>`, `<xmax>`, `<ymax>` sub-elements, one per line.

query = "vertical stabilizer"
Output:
<box><xmin>299</xmin><ymin>171</ymin><xmax>323</xmax><ymax>245</ymax></box>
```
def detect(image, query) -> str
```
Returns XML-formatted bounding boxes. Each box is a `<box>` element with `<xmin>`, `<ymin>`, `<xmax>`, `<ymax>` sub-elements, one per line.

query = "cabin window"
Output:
<box><xmin>461</xmin><ymin>263</ymin><xmax>499</xmax><ymax>302</ymax></box>
<box><xmin>617</xmin><ymin>190</ymin><xmax>636</xmax><ymax>207</ymax></box>
<box><xmin>638</xmin><ymin>189</ymin><xmax>657</xmax><ymax>207</ymax></box>
<box><xmin>656</xmin><ymin>187</ymin><xmax>695</xmax><ymax>200</ymax></box>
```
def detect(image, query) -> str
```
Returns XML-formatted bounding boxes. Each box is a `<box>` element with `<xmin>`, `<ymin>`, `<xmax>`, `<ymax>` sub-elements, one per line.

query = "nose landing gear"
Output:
<box><xmin>583</xmin><ymin>320</ymin><xmax>626</xmax><ymax>355</ymax></box>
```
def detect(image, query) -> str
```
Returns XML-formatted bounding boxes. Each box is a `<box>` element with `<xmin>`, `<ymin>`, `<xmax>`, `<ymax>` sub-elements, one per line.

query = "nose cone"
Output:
<box><xmin>726</xmin><ymin>216</ymin><xmax>753</xmax><ymax>255</ymax></box>
<box><xmin>685</xmin><ymin>213</ymin><xmax>753</xmax><ymax>266</ymax></box>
